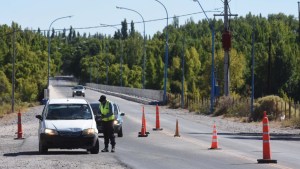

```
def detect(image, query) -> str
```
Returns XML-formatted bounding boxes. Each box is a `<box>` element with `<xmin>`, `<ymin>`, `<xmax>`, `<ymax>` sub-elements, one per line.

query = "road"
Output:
<box><xmin>1</xmin><ymin>85</ymin><xmax>300</xmax><ymax>169</ymax></box>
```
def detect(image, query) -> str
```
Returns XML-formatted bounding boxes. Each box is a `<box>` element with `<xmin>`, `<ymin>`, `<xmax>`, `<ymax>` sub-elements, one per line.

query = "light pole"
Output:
<box><xmin>154</xmin><ymin>0</ymin><xmax>169</xmax><ymax>104</ymax></box>
<box><xmin>100</xmin><ymin>23</ymin><xmax>123</xmax><ymax>87</ymax></box>
<box><xmin>192</xmin><ymin>0</ymin><xmax>215</xmax><ymax>113</ymax></box>
<box><xmin>116</xmin><ymin>6</ymin><xmax>146</xmax><ymax>89</ymax></box>
<box><xmin>181</xmin><ymin>34</ymin><xmax>185</xmax><ymax>109</ymax></box>
<box><xmin>47</xmin><ymin>16</ymin><xmax>72</xmax><ymax>94</ymax></box>
<box><xmin>298</xmin><ymin>1</ymin><xmax>300</xmax><ymax>43</ymax></box>
<box><xmin>251</xmin><ymin>26</ymin><xmax>255</xmax><ymax>115</ymax></box>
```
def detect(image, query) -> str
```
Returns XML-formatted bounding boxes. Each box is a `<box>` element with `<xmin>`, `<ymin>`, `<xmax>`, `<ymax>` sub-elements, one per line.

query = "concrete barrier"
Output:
<box><xmin>86</xmin><ymin>83</ymin><xmax>164</xmax><ymax>105</ymax></box>
<box><xmin>47</xmin><ymin>80</ymin><xmax>164</xmax><ymax>105</ymax></box>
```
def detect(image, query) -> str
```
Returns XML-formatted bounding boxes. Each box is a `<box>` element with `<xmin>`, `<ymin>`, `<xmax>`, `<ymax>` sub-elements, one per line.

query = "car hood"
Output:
<box><xmin>45</xmin><ymin>120</ymin><xmax>94</xmax><ymax>131</ymax></box>
<box><xmin>73</xmin><ymin>89</ymin><xmax>84</xmax><ymax>92</ymax></box>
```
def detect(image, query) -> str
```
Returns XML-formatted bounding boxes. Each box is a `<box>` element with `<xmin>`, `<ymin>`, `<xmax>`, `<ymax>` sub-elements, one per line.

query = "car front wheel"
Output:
<box><xmin>117</xmin><ymin>127</ymin><xmax>123</xmax><ymax>137</ymax></box>
<box><xmin>89</xmin><ymin>139</ymin><xmax>99</xmax><ymax>154</ymax></box>
<box><xmin>39</xmin><ymin>141</ymin><xmax>48</xmax><ymax>154</ymax></box>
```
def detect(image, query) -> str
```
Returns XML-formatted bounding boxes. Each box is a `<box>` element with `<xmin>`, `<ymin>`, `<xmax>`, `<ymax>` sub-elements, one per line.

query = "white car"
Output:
<box><xmin>72</xmin><ymin>85</ymin><xmax>86</xmax><ymax>97</ymax></box>
<box><xmin>35</xmin><ymin>98</ymin><xmax>99</xmax><ymax>154</ymax></box>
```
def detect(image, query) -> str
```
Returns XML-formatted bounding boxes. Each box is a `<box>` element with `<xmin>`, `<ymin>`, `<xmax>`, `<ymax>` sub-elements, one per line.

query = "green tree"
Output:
<box><xmin>130</xmin><ymin>20</ymin><xmax>135</xmax><ymax>37</ymax></box>
<box><xmin>121</xmin><ymin>19</ymin><xmax>128</xmax><ymax>40</ymax></box>
<box><xmin>0</xmin><ymin>70</ymin><xmax>12</xmax><ymax>103</ymax></box>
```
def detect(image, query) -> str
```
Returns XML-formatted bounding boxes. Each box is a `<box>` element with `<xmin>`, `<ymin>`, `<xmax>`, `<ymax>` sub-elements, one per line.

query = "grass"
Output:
<box><xmin>0</xmin><ymin>102</ymin><xmax>39</xmax><ymax>118</ymax></box>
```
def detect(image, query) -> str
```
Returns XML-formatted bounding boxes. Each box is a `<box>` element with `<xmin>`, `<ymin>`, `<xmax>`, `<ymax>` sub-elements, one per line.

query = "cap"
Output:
<box><xmin>99</xmin><ymin>95</ymin><xmax>106</xmax><ymax>102</ymax></box>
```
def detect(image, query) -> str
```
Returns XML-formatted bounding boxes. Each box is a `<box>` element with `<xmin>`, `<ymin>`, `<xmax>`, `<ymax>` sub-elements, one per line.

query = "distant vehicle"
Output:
<box><xmin>35</xmin><ymin>98</ymin><xmax>99</xmax><ymax>154</ymax></box>
<box><xmin>72</xmin><ymin>85</ymin><xmax>86</xmax><ymax>97</ymax></box>
<box><xmin>90</xmin><ymin>101</ymin><xmax>125</xmax><ymax>137</ymax></box>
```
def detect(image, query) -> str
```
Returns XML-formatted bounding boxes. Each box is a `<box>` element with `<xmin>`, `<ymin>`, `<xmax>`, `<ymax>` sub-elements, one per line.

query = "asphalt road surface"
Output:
<box><xmin>1</xmin><ymin>85</ymin><xmax>300</xmax><ymax>169</ymax></box>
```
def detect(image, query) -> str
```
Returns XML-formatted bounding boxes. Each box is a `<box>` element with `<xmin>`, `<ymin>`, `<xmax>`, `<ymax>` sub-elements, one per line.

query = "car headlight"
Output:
<box><xmin>114</xmin><ymin>120</ymin><xmax>119</xmax><ymax>125</ymax></box>
<box><xmin>82</xmin><ymin>90</ymin><xmax>85</xmax><ymax>93</ymax></box>
<box><xmin>82</xmin><ymin>128</ymin><xmax>95</xmax><ymax>136</ymax></box>
<box><xmin>44</xmin><ymin>128</ymin><xmax>58</xmax><ymax>135</ymax></box>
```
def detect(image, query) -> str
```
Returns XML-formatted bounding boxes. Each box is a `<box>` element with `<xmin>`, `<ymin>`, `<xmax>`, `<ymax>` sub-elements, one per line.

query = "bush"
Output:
<box><xmin>168</xmin><ymin>94</ymin><xmax>181</xmax><ymax>109</ymax></box>
<box><xmin>213</xmin><ymin>96</ymin><xmax>251</xmax><ymax>118</ymax></box>
<box><xmin>213</xmin><ymin>96</ymin><xmax>234</xmax><ymax>116</ymax></box>
<box><xmin>252</xmin><ymin>95</ymin><xmax>283</xmax><ymax>121</ymax></box>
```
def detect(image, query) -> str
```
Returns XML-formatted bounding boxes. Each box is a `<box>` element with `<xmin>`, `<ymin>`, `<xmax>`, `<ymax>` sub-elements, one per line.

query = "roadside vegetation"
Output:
<box><xmin>0</xmin><ymin>102</ymin><xmax>37</xmax><ymax>118</ymax></box>
<box><xmin>169</xmin><ymin>94</ymin><xmax>300</xmax><ymax>128</ymax></box>
<box><xmin>0</xmin><ymin>13</ymin><xmax>299</xmax><ymax>129</ymax></box>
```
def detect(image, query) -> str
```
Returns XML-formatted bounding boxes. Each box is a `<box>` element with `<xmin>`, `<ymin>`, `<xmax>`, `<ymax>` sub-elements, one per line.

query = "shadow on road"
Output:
<box><xmin>3</xmin><ymin>150</ymin><xmax>89</xmax><ymax>157</ymax></box>
<box><xmin>187</xmin><ymin>132</ymin><xmax>300</xmax><ymax>141</ymax></box>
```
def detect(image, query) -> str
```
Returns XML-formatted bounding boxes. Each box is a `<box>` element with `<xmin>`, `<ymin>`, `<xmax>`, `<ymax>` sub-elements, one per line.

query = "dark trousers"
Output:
<box><xmin>102</xmin><ymin>120</ymin><xmax>115</xmax><ymax>148</ymax></box>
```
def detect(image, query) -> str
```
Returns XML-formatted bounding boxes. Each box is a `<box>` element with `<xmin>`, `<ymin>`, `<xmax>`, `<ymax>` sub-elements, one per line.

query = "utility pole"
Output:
<box><xmin>12</xmin><ymin>28</ymin><xmax>16</xmax><ymax>113</ymax></box>
<box><xmin>181</xmin><ymin>34</ymin><xmax>185</xmax><ymax>109</ymax></box>
<box><xmin>267</xmin><ymin>37</ymin><xmax>271</xmax><ymax>95</ymax></box>
<box><xmin>298</xmin><ymin>1</ymin><xmax>300</xmax><ymax>44</ymax></box>
<box><xmin>251</xmin><ymin>26</ymin><xmax>255</xmax><ymax>114</ymax></box>
<box><xmin>214</xmin><ymin>0</ymin><xmax>237</xmax><ymax>96</ymax></box>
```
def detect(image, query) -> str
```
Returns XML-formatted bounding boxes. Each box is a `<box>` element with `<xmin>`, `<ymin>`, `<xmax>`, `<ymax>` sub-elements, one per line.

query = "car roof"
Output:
<box><xmin>48</xmin><ymin>98</ymin><xmax>88</xmax><ymax>104</ymax></box>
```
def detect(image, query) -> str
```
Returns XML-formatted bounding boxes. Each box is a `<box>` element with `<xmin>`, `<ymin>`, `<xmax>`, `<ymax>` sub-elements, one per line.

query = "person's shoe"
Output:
<box><xmin>111</xmin><ymin>147</ymin><xmax>115</xmax><ymax>153</ymax></box>
<box><xmin>101</xmin><ymin>148</ymin><xmax>109</xmax><ymax>152</ymax></box>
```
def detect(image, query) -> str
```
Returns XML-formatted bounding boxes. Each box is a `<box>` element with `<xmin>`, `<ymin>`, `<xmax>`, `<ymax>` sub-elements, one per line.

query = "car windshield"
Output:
<box><xmin>74</xmin><ymin>86</ymin><xmax>83</xmax><ymax>89</ymax></box>
<box><xmin>46</xmin><ymin>104</ymin><xmax>92</xmax><ymax>120</ymax></box>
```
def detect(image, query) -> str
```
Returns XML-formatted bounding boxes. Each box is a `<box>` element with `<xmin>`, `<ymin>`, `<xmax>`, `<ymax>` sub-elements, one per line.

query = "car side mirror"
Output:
<box><xmin>36</xmin><ymin>115</ymin><xmax>43</xmax><ymax>121</ymax></box>
<box><xmin>120</xmin><ymin>112</ymin><xmax>125</xmax><ymax>116</ymax></box>
<box><xmin>41</xmin><ymin>98</ymin><xmax>48</xmax><ymax>105</ymax></box>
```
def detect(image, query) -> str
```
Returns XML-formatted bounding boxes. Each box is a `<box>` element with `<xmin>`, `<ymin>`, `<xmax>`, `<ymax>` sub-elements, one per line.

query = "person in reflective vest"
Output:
<box><xmin>99</xmin><ymin>95</ymin><xmax>116</xmax><ymax>152</ymax></box>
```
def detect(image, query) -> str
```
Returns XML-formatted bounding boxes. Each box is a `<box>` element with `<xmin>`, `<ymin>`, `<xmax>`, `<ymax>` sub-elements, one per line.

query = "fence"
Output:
<box><xmin>167</xmin><ymin>94</ymin><xmax>300</xmax><ymax>120</ymax></box>
<box><xmin>276</xmin><ymin>99</ymin><xmax>300</xmax><ymax>120</ymax></box>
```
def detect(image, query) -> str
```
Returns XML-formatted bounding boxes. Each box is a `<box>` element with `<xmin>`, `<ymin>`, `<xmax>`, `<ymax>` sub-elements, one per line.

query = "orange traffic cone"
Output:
<box><xmin>257</xmin><ymin>111</ymin><xmax>277</xmax><ymax>163</ymax></box>
<box><xmin>138</xmin><ymin>106</ymin><xmax>149</xmax><ymax>137</ymax></box>
<box><xmin>174</xmin><ymin>119</ymin><xmax>180</xmax><ymax>137</ymax></box>
<box><xmin>15</xmin><ymin>110</ymin><xmax>24</xmax><ymax>139</ymax></box>
<box><xmin>209</xmin><ymin>123</ymin><xmax>221</xmax><ymax>150</ymax></box>
<box><xmin>153</xmin><ymin>104</ymin><xmax>163</xmax><ymax>131</ymax></box>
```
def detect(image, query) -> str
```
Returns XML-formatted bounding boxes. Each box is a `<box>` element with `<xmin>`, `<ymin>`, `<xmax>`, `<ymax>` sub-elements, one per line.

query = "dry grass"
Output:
<box><xmin>0</xmin><ymin>104</ymin><xmax>11</xmax><ymax>118</ymax></box>
<box><xmin>0</xmin><ymin>102</ymin><xmax>37</xmax><ymax>118</ymax></box>
<box><xmin>281</xmin><ymin>118</ymin><xmax>300</xmax><ymax>129</ymax></box>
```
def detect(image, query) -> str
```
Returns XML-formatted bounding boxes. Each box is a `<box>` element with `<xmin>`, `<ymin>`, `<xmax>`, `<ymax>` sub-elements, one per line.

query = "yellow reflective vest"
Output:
<box><xmin>100</xmin><ymin>100</ymin><xmax>115</xmax><ymax>121</ymax></box>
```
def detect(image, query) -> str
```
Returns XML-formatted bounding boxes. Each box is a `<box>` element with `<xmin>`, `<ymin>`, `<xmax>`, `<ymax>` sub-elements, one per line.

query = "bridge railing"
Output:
<box><xmin>86</xmin><ymin>83</ymin><xmax>164</xmax><ymax>105</ymax></box>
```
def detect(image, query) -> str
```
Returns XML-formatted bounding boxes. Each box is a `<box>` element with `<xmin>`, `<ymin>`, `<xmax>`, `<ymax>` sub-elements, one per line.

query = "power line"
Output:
<box><xmin>0</xmin><ymin>9</ymin><xmax>221</xmax><ymax>37</ymax></box>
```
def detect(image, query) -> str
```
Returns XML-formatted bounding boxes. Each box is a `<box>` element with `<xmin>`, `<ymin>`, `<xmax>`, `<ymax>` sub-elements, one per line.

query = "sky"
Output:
<box><xmin>0</xmin><ymin>0</ymin><xmax>299</xmax><ymax>37</ymax></box>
